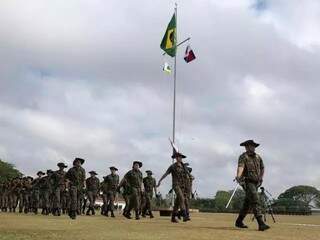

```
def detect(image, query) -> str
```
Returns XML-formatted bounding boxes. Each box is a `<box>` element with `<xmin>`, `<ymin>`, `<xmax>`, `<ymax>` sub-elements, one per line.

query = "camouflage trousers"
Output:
<box><xmin>8</xmin><ymin>193</ymin><xmax>18</xmax><ymax>210</ymax></box>
<box><xmin>239</xmin><ymin>182</ymin><xmax>262</xmax><ymax>218</ymax></box>
<box><xmin>173</xmin><ymin>186</ymin><xmax>186</xmax><ymax>213</ymax></box>
<box><xmin>23</xmin><ymin>192</ymin><xmax>32</xmax><ymax>211</ymax></box>
<box><xmin>69</xmin><ymin>186</ymin><xmax>84</xmax><ymax>212</ymax></box>
<box><xmin>105</xmin><ymin>191</ymin><xmax>116</xmax><ymax>211</ymax></box>
<box><xmin>1</xmin><ymin>193</ymin><xmax>8</xmax><ymax>209</ymax></box>
<box><xmin>53</xmin><ymin>186</ymin><xmax>67</xmax><ymax>210</ymax></box>
<box><xmin>41</xmin><ymin>190</ymin><xmax>51</xmax><ymax>209</ymax></box>
<box><xmin>32</xmin><ymin>190</ymin><xmax>40</xmax><ymax>210</ymax></box>
<box><xmin>87</xmin><ymin>190</ymin><xmax>98</xmax><ymax>208</ymax></box>
<box><xmin>141</xmin><ymin>192</ymin><xmax>153</xmax><ymax>214</ymax></box>
<box><xmin>127</xmin><ymin>188</ymin><xmax>141</xmax><ymax>212</ymax></box>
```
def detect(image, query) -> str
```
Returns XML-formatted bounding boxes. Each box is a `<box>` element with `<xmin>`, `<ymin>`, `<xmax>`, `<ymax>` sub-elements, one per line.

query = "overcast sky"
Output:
<box><xmin>1</xmin><ymin>0</ymin><xmax>320</xmax><ymax>198</ymax></box>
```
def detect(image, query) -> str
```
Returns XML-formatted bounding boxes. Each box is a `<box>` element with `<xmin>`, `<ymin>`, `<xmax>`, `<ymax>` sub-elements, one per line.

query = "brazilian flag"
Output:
<box><xmin>160</xmin><ymin>14</ymin><xmax>176</xmax><ymax>57</ymax></box>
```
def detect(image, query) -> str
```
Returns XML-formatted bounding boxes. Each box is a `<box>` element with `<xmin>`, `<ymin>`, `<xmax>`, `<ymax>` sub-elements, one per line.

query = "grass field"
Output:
<box><xmin>0</xmin><ymin>212</ymin><xmax>319</xmax><ymax>240</ymax></box>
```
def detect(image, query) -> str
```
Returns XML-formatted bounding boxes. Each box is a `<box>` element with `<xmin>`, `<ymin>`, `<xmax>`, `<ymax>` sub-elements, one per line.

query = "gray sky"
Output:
<box><xmin>0</xmin><ymin>0</ymin><xmax>320</xmax><ymax>197</ymax></box>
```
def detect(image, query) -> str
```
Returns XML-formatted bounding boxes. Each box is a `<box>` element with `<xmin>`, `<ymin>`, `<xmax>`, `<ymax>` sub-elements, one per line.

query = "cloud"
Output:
<box><xmin>0</xmin><ymin>0</ymin><xmax>320</xmax><ymax>198</ymax></box>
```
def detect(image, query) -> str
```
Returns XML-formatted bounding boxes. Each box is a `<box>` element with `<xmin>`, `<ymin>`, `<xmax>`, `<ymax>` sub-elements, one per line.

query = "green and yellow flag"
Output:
<box><xmin>160</xmin><ymin>14</ymin><xmax>176</xmax><ymax>57</ymax></box>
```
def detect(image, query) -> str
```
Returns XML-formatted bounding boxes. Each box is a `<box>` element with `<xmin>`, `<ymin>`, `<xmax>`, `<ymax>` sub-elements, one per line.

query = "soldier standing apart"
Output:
<box><xmin>121</xmin><ymin>161</ymin><xmax>144</xmax><ymax>220</ymax></box>
<box><xmin>157</xmin><ymin>151</ymin><xmax>191</xmax><ymax>223</ymax></box>
<box><xmin>31</xmin><ymin>171</ymin><xmax>45</xmax><ymax>214</ymax></box>
<box><xmin>86</xmin><ymin>171</ymin><xmax>100</xmax><ymax>215</ymax></box>
<box><xmin>52</xmin><ymin>162</ymin><xmax>68</xmax><ymax>216</ymax></box>
<box><xmin>104</xmin><ymin>167</ymin><xmax>119</xmax><ymax>217</ymax></box>
<box><xmin>142</xmin><ymin>170</ymin><xmax>157</xmax><ymax>218</ymax></box>
<box><xmin>235</xmin><ymin>140</ymin><xmax>270</xmax><ymax>231</ymax></box>
<box><xmin>65</xmin><ymin>158</ymin><xmax>86</xmax><ymax>220</ymax></box>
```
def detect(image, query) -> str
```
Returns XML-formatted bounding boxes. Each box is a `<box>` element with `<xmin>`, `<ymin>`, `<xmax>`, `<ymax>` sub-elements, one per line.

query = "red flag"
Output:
<box><xmin>184</xmin><ymin>45</ymin><xmax>196</xmax><ymax>63</ymax></box>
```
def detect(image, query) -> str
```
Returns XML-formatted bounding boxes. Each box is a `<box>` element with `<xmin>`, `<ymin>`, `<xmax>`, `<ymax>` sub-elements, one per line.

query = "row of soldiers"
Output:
<box><xmin>0</xmin><ymin>155</ymin><xmax>194</xmax><ymax>223</ymax></box>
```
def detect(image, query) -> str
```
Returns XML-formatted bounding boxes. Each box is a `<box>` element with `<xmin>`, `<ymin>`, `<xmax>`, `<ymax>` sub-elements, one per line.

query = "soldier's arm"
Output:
<box><xmin>236</xmin><ymin>155</ymin><xmax>245</xmax><ymax>181</ymax></box>
<box><xmin>157</xmin><ymin>166</ymin><xmax>171</xmax><ymax>187</ymax></box>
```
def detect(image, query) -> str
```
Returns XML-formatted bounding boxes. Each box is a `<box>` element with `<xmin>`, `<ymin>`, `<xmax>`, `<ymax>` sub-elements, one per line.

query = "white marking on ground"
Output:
<box><xmin>280</xmin><ymin>223</ymin><xmax>320</xmax><ymax>227</ymax></box>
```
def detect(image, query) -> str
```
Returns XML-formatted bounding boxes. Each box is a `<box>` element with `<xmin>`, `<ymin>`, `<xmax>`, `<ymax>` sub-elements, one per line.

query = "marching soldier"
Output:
<box><xmin>65</xmin><ymin>157</ymin><xmax>86</xmax><ymax>219</ymax></box>
<box><xmin>120</xmin><ymin>161</ymin><xmax>143</xmax><ymax>220</ymax></box>
<box><xmin>23</xmin><ymin>177</ymin><xmax>33</xmax><ymax>214</ymax></box>
<box><xmin>31</xmin><ymin>171</ymin><xmax>45</xmax><ymax>214</ymax></box>
<box><xmin>52</xmin><ymin>162</ymin><xmax>68</xmax><ymax>216</ymax></box>
<box><xmin>157</xmin><ymin>151</ymin><xmax>191</xmax><ymax>223</ymax></box>
<box><xmin>103</xmin><ymin>167</ymin><xmax>119</xmax><ymax>217</ymax></box>
<box><xmin>142</xmin><ymin>170</ymin><xmax>157</xmax><ymax>218</ymax></box>
<box><xmin>85</xmin><ymin>171</ymin><xmax>100</xmax><ymax>215</ymax></box>
<box><xmin>40</xmin><ymin>170</ymin><xmax>54</xmax><ymax>215</ymax></box>
<box><xmin>235</xmin><ymin>140</ymin><xmax>270</xmax><ymax>231</ymax></box>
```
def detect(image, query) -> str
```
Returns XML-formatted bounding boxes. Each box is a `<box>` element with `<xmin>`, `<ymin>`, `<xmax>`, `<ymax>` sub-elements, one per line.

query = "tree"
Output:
<box><xmin>0</xmin><ymin>159</ymin><xmax>23</xmax><ymax>182</ymax></box>
<box><xmin>278</xmin><ymin>185</ymin><xmax>320</xmax><ymax>205</ymax></box>
<box><xmin>214</xmin><ymin>191</ymin><xmax>231</xmax><ymax>211</ymax></box>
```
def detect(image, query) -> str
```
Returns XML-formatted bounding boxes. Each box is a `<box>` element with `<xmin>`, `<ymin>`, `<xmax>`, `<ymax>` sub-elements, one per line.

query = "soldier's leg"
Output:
<box><xmin>86</xmin><ymin>191</ymin><xmax>93</xmax><ymax>215</ymax></box>
<box><xmin>69</xmin><ymin>186</ymin><xmax>77</xmax><ymax>219</ymax></box>
<box><xmin>110</xmin><ymin>192</ymin><xmax>116</xmax><ymax>217</ymax></box>
<box><xmin>146</xmin><ymin>193</ymin><xmax>154</xmax><ymax>218</ymax></box>
<box><xmin>235</xmin><ymin>185</ymin><xmax>251</xmax><ymax>228</ymax></box>
<box><xmin>247</xmin><ymin>183</ymin><xmax>270</xmax><ymax>231</ymax></box>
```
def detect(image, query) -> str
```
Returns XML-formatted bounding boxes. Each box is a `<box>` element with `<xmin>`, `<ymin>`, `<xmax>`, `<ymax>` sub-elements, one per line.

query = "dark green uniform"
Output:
<box><xmin>238</xmin><ymin>152</ymin><xmax>264</xmax><ymax>219</ymax></box>
<box><xmin>123</xmin><ymin>169</ymin><xmax>143</xmax><ymax>218</ymax></box>
<box><xmin>65</xmin><ymin>165</ymin><xmax>86</xmax><ymax>218</ymax></box>
<box><xmin>31</xmin><ymin>176</ymin><xmax>42</xmax><ymax>214</ymax></box>
<box><xmin>104</xmin><ymin>174</ymin><xmax>119</xmax><ymax>216</ymax></box>
<box><xmin>85</xmin><ymin>176</ymin><xmax>100</xmax><ymax>214</ymax></box>
<box><xmin>142</xmin><ymin>176</ymin><xmax>156</xmax><ymax>217</ymax></box>
<box><xmin>52</xmin><ymin>169</ymin><xmax>67</xmax><ymax>215</ymax></box>
<box><xmin>39</xmin><ymin>174</ymin><xmax>53</xmax><ymax>215</ymax></box>
<box><xmin>165</xmin><ymin>162</ymin><xmax>191</xmax><ymax>216</ymax></box>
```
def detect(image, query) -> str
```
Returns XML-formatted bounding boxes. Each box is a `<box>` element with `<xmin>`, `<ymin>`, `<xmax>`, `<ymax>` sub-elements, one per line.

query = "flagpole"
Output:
<box><xmin>172</xmin><ymin>2</ymin><xmax>177</xmax><ymax>148</ymax></box>
<box><xmin>171</xmin><ymin>2</ymin><xmax>178</xmax><ymax>208</ymax></box>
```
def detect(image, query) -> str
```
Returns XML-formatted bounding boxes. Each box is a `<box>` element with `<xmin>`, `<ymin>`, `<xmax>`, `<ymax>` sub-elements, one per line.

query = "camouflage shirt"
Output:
<box><xmin>124</xmin><ymin>169</ymin><xmax>143</xmax><ymax>189</ymax></box>
<box><xmin>66</xmin><ymin>166</ymin><xmax>86</xmax><ymax>189</ymax></box>
<box><xmin>238</xmin><ymin>152</ymin><xmax>264</xmax><ymax>183</ymax></box>
<box><xmin>165</xmin><ymin>162</ymin><xmax>191</xmax><ymax>188</ymax></box>
<box><xmin>32</xmin><ymin>177</ymin><xmax>42</xmax><ymax>191</ymax></box>
<box><xmin>52</xmin><ymin>170</ymin><xmax>67</xmax><ymax>189</ymax></box>
<box><xmin>86</xmin><ymin>176</ymin><xmax>100</xmax><ymax>191</ymax></box>
<box><xmin>143</xmin><ymin>176</ymin><xmax>156</xmax><ymax>193</ymax></box>
<box><xmin>104</xmin><ymin>174</ymin><xmax>119</xmax><ymax>192</ymax></box>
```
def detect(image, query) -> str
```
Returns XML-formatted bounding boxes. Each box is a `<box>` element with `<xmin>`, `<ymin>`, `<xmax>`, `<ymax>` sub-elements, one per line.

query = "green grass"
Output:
<box><xmin>0</xmin><ymin>212</ymin><xmax>320</xmax><ymax>240</ymax></box>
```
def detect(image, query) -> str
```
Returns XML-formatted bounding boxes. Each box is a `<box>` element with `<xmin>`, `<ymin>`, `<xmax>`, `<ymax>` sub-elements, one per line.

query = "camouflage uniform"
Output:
<box><xmin>238</xmin><ymin>152</ymin><xmax>264</xmax><ymax>219</ymax></box>
<box><xmin>40</xmin><ymin>171</ymin><xmax>53</xmax><ymax>215</ymax></box>
<box><xmin>102</xmin><ymin>173</ymin><xmax>119</xmax><ymax>217</ymax></box>
<box><xmin>165</xmin><ymin>162</ymin><xmax>191</xmax><ymax>220</ymax></box>
<box><xmin>123</xmin><ymin>168</ymin><xmax>143</xmax><ymax>219</ymax></box>
<box><xmin>52</xmin><ymin>168</ymin><xmax>67</xmax><ymax>215</ymax></box>
<box><xmin>31</xmin><ymin>176</ymin><xmax>42</xmax><ymax>214</ymax></box>
<box><xmin>23</xmin><ymin>177</ymin><xmax>33</xmax><ymax>213</ymax></box>
<box><xmin>65</xmin><ymin>158</ymin><xmax>86</xmax><ymax>219</ymax></box>
<box><xmin>8</xmin><ymin>180</ymin><xmax>19</xmax><ymax>212</ymax></box>
<box><xmin>142</xmin><ymin>173</ymin><xmax>156</xmax><ymax>218</ymax></box>
<box><xmin>85</xmin><ymin>173</ymin><xmax>100</xmax><ymax>215</ymax></box>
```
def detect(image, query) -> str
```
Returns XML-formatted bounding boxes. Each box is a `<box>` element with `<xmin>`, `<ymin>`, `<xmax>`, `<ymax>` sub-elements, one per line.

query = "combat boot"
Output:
<box><xmin>149</xmin><ymin>211</ymin><xmax>154</xmax><ymax>219</ymax></box>
<box><xmin>111</xmin><ymin>211</ymin><xmax>115</xmax><ymax>218</ymax></box>
<box><xmin>34</xmin><ymin>208</ymin><xmax>38</xmax><ymax>215</ymax></box>
<box><xmin>86</xmin><ymin>208</ymin><xmax>91</xmax><ymax>216</ymax></box>
<box><xmin>235</xmin><ymin>215</ymin><xmax>248</xmax><ymax>228</ymax></box>
<box><xmin>257</xmin><ymin>216</ymin><xmax>270</xmax><ymax>231</ymax></box>
<box><xmin>171</xmin><ymin>212</ymin><xmax>179</xmax><ymax>223</ymax></box>
<box><xmin>91</xmin><ymin>208</ymin><xmax>95</xmax><ymax>215</ymax></box>
<box><xmin>182</xmin><ymin>210</ymin><xmax>189</xmax><ymax>222</ymax></box>
<box><xmin>135</xmin><ymin>211</ymin><xmax>140</xmax><ymax>220</ymax></box>
<box><xmin>69</xmin><ymin>210</ymin><xmax>76</xmax><ymax>220</ymax></box>
<box><xmin>123</xmin><ymin>211</ymin><xmax>131</xmax><ymax>219</ymax></box>
<box><xmin>19</xmin><ymin>207</ymin><xmax>23</xmax><ymax>213</ymax></box>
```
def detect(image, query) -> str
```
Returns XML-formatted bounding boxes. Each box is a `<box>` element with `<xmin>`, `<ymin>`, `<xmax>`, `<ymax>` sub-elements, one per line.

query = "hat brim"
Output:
<box><xmin>73</xmin><ymin>158</ymin><xmax>85</xmax><ymax>165</ymax></box>
<box><xmin>110</xmin><ymin>167</ymin><xmax>118</xmax><ymax>171</ymax></box>
<box><xmin>240</xmin><ymin>140</ymin><xmax>260</xmax><ymax>147</ymax></box>
<box><xmin>133</xmin><ymin>161</ymin><xmax>143</xmax><ymax>168</ymax></box>
<box><xmin>89</xmin><ymin>171</ymin><xmax>97</xmax><ymax>175</ymax></box>
<box><xmin>171</xmin><ymin>153</ymin><xmax>187</xmax><ymax>159</ymax></box>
